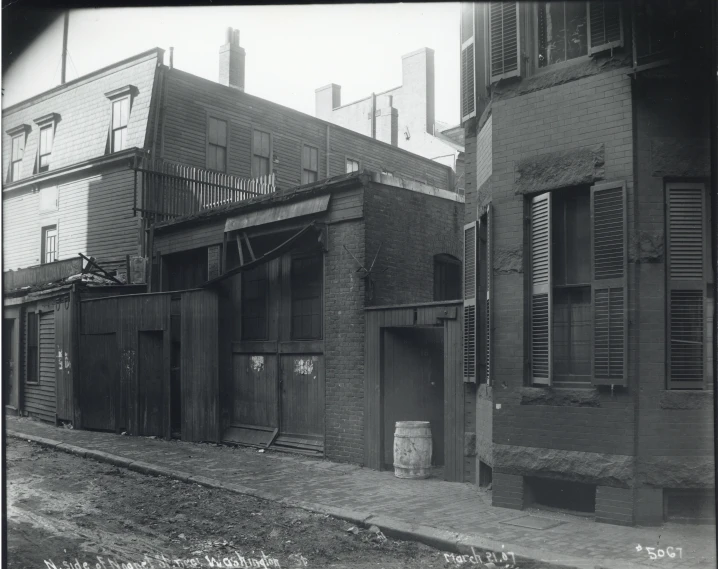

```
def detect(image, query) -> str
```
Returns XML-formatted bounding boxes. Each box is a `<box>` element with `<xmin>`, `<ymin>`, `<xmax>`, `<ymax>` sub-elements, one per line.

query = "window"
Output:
<box><xmin>207</xmin><ymin>117</ymin><xmax>228</xmax><ymax>172</ymax></box>
<box><xmin>302</xmin><ymin>145</ymin><xmax>319</xmax><ymax>185</ymax></box>
<box><xmin>460</xmin><ymin>2</ymin><xmax>476</xmax><ymax>119</ymax></box>
<box><xmin>346</xmin><ymin>158</ymin><xmax>360</xmax><ymax>173</ymax></box>
<box><xmin>26</xmin><ymin>312</ymin><xmax>38</xmax><ymax>384</ymax></box>
<box><xmin>252</xmin><ymin>130</ymin><xmax>271</xmax><ymax>178</ymax></box>
<box><xmin>111</xmin><ymin>97</ymin><xmax>130</xmax><ymax>152</ymax></box>
<box><xmin>291</xmin><ymin>253</ymin><xmax>322</xmax><ymax>340</ymax></box>
<box><xmin>529</xmin><ymin>183</ymin><xmax>626</xmax><ymax>387</ymax></box>
<box><xmin>666</xmin><ymin>183</ymin><xmax>712</xmax><ymax>389</ymax></box>
<box><xmin>10</xmin><ymin>134</ymin><xmax>24</xmax><ymax>181</ymax></box>
<box><xmin>538</xmin><ymin>2</ymin><xmax>588</xmax><ymax>68</ymax></box>
<box><xmin>39</xmin><ymin>125</ymin><xmax>53</xmax><ymax>172</ymax></box>
<box><xmin>434</xmin><ymin>254</ymin><xmax>461</xmax><ymax>301</ymax></box>
<box><xmin>241</xmin><ymin>264</ymin><xmax>268</xmax><ymax>340</ymax></box>
<box><xmin>41</xmin><ymin>225</ymin><xmax>58</xmax><ymax>264</ymax></box>
<box><xmin>39</xmin><ymin>186</ymin><xmax>58</xmax><ymax>212</ymax></box>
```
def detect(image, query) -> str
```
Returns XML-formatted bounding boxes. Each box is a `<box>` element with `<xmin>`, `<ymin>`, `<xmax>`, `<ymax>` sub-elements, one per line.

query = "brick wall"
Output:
<box><xmin>363</xmin><ymin>182</ymin><xmax>463</xmax><ymax>306</ymax></box>
<box><xmin>324</xmin><ymin>220</ymin><xmax>366</xmax><ymax>464</ymax></box>
<box><xmin>633</xmin><ymin>78</ymin><xmax>713</xmax><ymax>513</ymax></box>
<box><xmin>489</xmin><ymin>67</ymin><xmax>636</xmax><ymax>484</ymax></box>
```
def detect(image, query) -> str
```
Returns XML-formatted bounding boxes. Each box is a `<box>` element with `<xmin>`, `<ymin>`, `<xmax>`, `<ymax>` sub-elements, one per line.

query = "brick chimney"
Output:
<box><xmin>315</xmin><ymin>83</ymin><xmax>341</xmax><ymax>121</ymax></box>
<box><xmin>219</xmin><ymin>27</ymin><xmax>245</xmax><ymax>91</ymax></box>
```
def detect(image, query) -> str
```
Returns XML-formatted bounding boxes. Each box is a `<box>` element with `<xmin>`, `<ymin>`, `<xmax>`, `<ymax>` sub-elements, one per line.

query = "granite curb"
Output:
<box><xmin>9</xmin><ymin>429</ymin><xmax>649</xmax><ymax>569</ymax></box>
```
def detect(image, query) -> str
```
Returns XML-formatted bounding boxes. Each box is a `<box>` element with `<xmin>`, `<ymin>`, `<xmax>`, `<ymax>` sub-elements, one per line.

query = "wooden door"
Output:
<box><xmin>79</xmin><ymin>333</ymin><xmax>118</xmax><ymax>431</ymax></box>
<box><xmin>233</xmin><ymin>354</ymin><xmax>278</xmax><ymax>428</ymax></box>
<box><xmin>383</xmin><ymin>327</ymin><xmax>444</xmax><ymax>468</ymax></box>
<box><xmin>278</xmin><ymin>354</ymin><xmax>324</xmax><ymax>453</ymax></box>
<box><xmin>138</xmin><ymin>330</ymin><xmax>164</xmax><ymax>436</ymax></box>
<box><xmin>55</xmin><ymin>299</ymin><xmax>74</xmax><ymax>421</ymax></box>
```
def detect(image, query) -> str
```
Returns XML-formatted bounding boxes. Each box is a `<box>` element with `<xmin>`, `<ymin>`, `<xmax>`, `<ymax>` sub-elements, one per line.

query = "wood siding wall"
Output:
<box><xmin>159</xmin><ymin>69</ymin><xmax>451</xmax><ymax>192</ymax></box>
<box><xmin>3</xmin><ymin>168</ymin><xmax>141</xmax><ymax>271</ymax></box>
<box><xmin>23</xmin><ymin>308</ymin><xmax>56</xmax><ymax>423</ymax></box>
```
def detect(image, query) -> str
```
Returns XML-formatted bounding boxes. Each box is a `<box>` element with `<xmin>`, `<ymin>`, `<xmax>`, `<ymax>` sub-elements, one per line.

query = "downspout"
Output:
<box><xmin>630</xmin><ymin>70</ymin><xmax>640</xmax><ymax>524</ymax></box>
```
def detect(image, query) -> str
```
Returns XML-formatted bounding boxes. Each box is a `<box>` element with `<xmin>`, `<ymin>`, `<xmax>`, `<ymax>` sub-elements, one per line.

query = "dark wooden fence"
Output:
<box><xmin>134</xmin><ymin>155</ymin><xmax>276</xmax><ymax>223</ymax></box>
<box><xmin>3</xmin><ymin>257</ymin><xmax>83</xmax><ymax>292</ymax></box>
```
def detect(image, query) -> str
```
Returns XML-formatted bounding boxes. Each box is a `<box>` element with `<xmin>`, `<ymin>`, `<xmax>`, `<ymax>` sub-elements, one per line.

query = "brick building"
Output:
<box><xmin>145</xmin><ymin>171</ymin><xmax>463</xmax><ymax>465</ymax></box>
<box><xmin>459</xmin><ymin>0</ymin><xmax>714</xmax><ymax>525</ymax></box>
<box><xmin>315</xmin><ymin>48</ymin><xmax>465</xmax><ymax>194</ymax></box>
<box><xmin>2</xmin><ymin>27</ymin><xmax>456</xmax><ymax>426</ymax></box>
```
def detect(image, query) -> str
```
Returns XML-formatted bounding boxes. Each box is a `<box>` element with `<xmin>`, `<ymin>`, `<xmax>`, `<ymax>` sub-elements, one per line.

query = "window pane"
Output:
<box><xmin>461</xmin><ymin>3</ymin><xmax>474</xmax><ymax>44</ymax></box>
<box><xmin>217</xmin><ymin>119</ymin><xmax>227</xmax><ymax>147</ymax></box>
<box><xmin>12</xmin><ymin>135</ymin><xmax>24</xmax><ymax>160</ymax></box>
<box><xmin>242</xmin><ymin>265</ymin><xmax>268</xmax><ymax>340</ymax></box>
<box><xmin>253</xmin><ymin>156</ymin><xmax>269</xmax><ymax>178</ymax></box>
<box><xmin>302</xmin><ymin>170</ymin><xmax>317</xmax><ymax>185</ymax></box>
<box><xmin>291</xmin><ymin>255</ymin><xmax>322</xmax><ymax>339</ymax></box>
<box><xmin>120</xmin><ymin>98</ymin><xmax>130</xmax><ymax>127</ymax></box>
<box><xmin>303</xmin><ymin>145</ymin><xmax>310</xmax><ymax>166</ymax></box>
<box><xmin>216</xmin><ymin>146</ymin><xmax>226</xmax><ymax>172</ymax></box>
<box><xmin>40</xmin><ymin>154</ymin><xmax>50</xmax><ymax>169</ymax></box>
<box><xmin>113</xmin><ymin>128</ymin><xmax>124</xmax><ymax>152</ymax></box>
<box><xmin>207</xmin><ymin>145</ymin><xmax>217</xmax><ymax>170</ymax></box>
<box><xmin>209</xmin><ymin>117</ymin><xmax>218</xmax><ymax>145</ymax></box>
<box><xmin>40</xmin><ymin>126</ymin><xmax>53</xmax><ymax>155</ymax></box>
<box><xmin>113</xmin><ymin>100</ymin><xmax>122</xmax><ymax>129</ymax></box>
<box><xmin>310</xmin><ymin>147</ymin><xmax>318</xmax><ymax>170</ymax></box>
<box><xmin>12</xmin><ymin>162</ymin><xmax>21</xmax><ymax>181</ymax></box>
<box><xmin>565</xmin><ymin>0</ymin><xmax>588</xmax><ymax>59</ymax></box>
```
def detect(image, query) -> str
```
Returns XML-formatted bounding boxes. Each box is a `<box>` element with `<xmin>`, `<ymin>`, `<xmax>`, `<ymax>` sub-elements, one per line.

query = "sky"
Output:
<box><xmin>2</xmin><ymin>4</ymin><xmax>461</xmax><ymax>126</ymax></box>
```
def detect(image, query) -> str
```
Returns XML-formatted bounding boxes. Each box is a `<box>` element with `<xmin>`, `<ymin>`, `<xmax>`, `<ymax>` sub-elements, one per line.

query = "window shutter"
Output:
<box><xmin>460</xmin><ymin>3</ymin><xmax>476</xmax><ymax>121</ymax></box>
<box><xmin>588</xmin><ymin>0</ymin><xmax>624</xmax><ymax>55</ymax></box>
<box><xmin>485</xmin><ymin>204</ymin><xmax>493</xmax><ymax>385</ymax></box>
<box><xmin>591</xmin><ymin>181</ymin><xmax>627</xmax><ymax>386</ymax></box>
<box><xmin>489</xmin><ymin>2</ymin><xmax>520</xmax><ymax>83</ymax></box>
<box><xmin>530</xmin><ymin>193</ymin><xmax>552</xmax><ymax>385</ymax></box>
<box><xmin>464</xmin><ymin>222</ymin><xmax>478</xmax><ymax>383</ymax></box>
<box><xmin>667</xmin><ymin>184</ymin><xmax>707</xmax><ymax>389</ymax></box>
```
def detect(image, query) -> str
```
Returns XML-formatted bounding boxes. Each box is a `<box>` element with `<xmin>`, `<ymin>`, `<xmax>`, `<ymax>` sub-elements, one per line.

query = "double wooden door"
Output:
<box><xmin>229</xmin><ymin>251</ymin><xmax>325</xmax><ymax>454</ymax></box>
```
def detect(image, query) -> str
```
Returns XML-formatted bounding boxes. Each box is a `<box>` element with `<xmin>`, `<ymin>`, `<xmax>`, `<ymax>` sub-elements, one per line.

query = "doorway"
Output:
<box><xmin>382</xmin><ymin>327</ymin><xmax>444</xmax><ymax>469</ymax></box>
<box><xmin>3</xmin><ymin>319</ymin><xmax>15</xmax><ymax>408</ymax></box>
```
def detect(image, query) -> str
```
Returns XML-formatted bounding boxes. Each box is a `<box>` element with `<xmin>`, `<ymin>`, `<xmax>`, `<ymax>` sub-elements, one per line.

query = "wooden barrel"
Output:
<box><xmin>393</xmin><ymin>421</ymin><xmax>432</xmax><ymax>479</ymax></box>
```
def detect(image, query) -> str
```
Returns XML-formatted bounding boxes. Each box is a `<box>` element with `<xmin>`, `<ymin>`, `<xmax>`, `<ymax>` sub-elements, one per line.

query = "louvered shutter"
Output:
<box><xmin>489</xmin><ymin>2</ymin><xmax>520</xmax><ymax>83</ymax></box>
<box><xmin>464</xmin><ymin>222</ymin><xmax>478</xmax><ymax>383</ymax></box>
<box><xmin>530</xmin><ymin>193</ymin><xmax>552</xmax><ymax>385</ymax></box>
<box><xmin>460</xmin><ymin>3</ymin><xmax>476</xmax><ymax>121</ymax></box>
<box><xmin>588</xmin><ymin>0</ymin><xmax>624</xmax><ymax>55</ymax></box>
<box><xmin>667</xmin><ymin>184</ymin><xmax>707</xmax><ymax>389</ymax></box>
<box><xmin>485</xmin><ymin>204</ymin><xmax>493</xmax><ymax>385</ymax></box>
<box><xmin>591</xmin><ymin>181</ymin><xmax>627</xmax><ymax>386</ymax></box>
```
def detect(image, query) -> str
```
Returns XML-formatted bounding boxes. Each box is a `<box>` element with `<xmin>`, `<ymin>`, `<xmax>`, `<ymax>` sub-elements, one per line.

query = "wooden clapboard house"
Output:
<box><xmin>457</xmin><ymin>0</ymin><xmax>714</xmax><ymax>525</ymax></box>
<box><xmin>3</xmin><ymin>28</ymin><xmax>463</xmax><ymax>467</ymax></box>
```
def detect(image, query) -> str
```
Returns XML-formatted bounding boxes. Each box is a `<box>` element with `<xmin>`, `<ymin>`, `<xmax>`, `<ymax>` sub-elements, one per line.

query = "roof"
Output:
<box><xmin>153</xmin><ymin>170</ymin><xmax>370</xmax><ymax>232</ymax></box>
<box><xmin>2</xmin><ymin>49</ymin><xmax>162</xmax><ymax>180</ymax></box>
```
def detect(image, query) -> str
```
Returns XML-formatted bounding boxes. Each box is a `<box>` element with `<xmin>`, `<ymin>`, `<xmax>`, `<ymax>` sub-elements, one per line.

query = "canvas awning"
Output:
<box><xmin>224</xmin><ymin>194</ymin><xmax>331</xmax><ymax>233</ymax></box>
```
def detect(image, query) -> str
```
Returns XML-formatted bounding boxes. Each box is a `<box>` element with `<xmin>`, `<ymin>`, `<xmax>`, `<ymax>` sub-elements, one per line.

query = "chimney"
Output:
<box><xmin>375</xmin><ymin>95</ymin><xmax>398</xmax><ymax>146</ymax></box>
<box><xmin>315</xmin><ymin>83</ymin><xmax>341</xmax><ymax>121</ymax></box>
<box><xmin>219</xmin><ymin>27</ymin><xmax>245</xmax><ymax>91</ymax></box>
<box><xmin>401</xmin><ymin>47</ymin><xmax>435</xmax><ymax>134</ymax></box>
<box><xmin>169</xmin><ymin>46</ymin><xmax>174</xmax><ymax>69</ymax></box>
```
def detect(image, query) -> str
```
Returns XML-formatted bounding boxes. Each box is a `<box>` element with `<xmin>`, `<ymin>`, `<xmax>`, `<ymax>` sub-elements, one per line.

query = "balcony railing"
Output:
<box><xmin>133</xmin><ymin>155</ymin><xmax>276</xmax><ymax>223</ymax></box>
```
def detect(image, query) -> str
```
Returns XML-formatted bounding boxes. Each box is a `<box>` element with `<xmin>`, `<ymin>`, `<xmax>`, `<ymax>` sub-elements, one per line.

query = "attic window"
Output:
<box><xmin>105</xmin><ymin>85</ymin><xmax>137</xmax><ymax>153</ymax></box>
<box><xmin>6</xmin><ymin>124</ymin><xmax>29</xmax><ymax>183</ymax></box>
<box><xmin>33</xmin><ymin>113</ymin><xmax>59</xmax><ymax>173</ymax></box>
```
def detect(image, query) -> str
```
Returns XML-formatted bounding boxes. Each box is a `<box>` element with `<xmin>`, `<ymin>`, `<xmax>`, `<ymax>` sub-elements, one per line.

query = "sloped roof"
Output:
<box><xmin>2</xmin><ymin>49</ymin><xmax>162</xmax><ymax>182</ymax></box>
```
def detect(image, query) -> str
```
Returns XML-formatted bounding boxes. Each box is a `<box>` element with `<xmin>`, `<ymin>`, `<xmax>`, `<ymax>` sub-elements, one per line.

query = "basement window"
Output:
<box><xmin>664</xmin><ymin>489</ymin><xmax>716</xmax><ymax>524</ymax></box>
<box><xmin>526</xmin><ymin>476</ymin><xmax>596</xmax><ymax>514</ymax></box>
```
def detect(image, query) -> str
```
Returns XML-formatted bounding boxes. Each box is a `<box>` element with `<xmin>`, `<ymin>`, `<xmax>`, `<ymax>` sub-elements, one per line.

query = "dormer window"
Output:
<box><xmin>112</xmin><ymin>97</ymin><xmax>130</xmax><ymax>152</ymax></box>
<box><xmin>6</xmin><ymin>124</ymin><xmax>29</xmax><ymax>183</ymax></box>
<box><xmin>33</xmin><ymin>113</ymin><xmax>59</xmax><ymax>174</ymax></box>
<box><xmin>105</xmin><ymin>85</ymin><xmax>137</xmax><ymax>154</ymax></box>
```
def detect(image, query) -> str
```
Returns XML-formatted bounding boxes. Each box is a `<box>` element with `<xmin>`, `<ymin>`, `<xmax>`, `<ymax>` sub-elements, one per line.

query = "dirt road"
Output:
<box><xmin>6</xmin><ymin>438</ymin><xmax>530</xmax><ymax>569</ymax></box>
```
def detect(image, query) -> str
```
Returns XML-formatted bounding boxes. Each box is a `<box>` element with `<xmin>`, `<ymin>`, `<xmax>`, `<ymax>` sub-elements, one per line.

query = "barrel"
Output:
<box><xmin>393</xmin><ymin>421</ymin><xmax>432</xmax><ymax>479</ymax></box>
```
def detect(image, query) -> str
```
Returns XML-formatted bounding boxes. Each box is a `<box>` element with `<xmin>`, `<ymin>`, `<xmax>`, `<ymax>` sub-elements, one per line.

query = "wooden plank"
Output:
<box><xmin>232</xmin><ymin>354</ymin><xmax>278</xmax><ymax>428</ymax></box>
<box><xmin>279</xmin><ymin>354</ymin><xmax>324</xmax><ymax>449</ymax></box>
<box><xmin>181</xmin><ymin>289</ymin><xmax>219</xmax><ymax>442</ymax></box>
<box><xmin>138</xmin><ymin>330</ymin><xmax>165</xmax><ymax>436</ymax></box>
<box><xmin>54</xmin><ymin>299</ymin><xmax>74</xmax><ymax>421</ymax></box>
<box><xmin>79</xmin><ymin>333</ymin><xmax>118</xmax><ymax>431</ymax></box>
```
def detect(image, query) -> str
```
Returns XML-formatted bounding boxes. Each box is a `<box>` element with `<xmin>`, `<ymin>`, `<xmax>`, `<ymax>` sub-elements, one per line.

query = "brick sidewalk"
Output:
<box><xmin>5</xmin><ymin>415</ymin><xmax>715</xmax><ymax>569</ymax></box>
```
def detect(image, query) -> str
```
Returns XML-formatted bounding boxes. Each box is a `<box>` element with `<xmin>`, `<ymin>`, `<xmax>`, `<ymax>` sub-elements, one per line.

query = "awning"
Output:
<box><xmin>224</xmin><ymin>194</ymin><xmax>331</xmax><ymax>233</ymax></box>
<box><xmin>202</xmin><ymin>222</ymin><xmax>319</xmax><ymax>288</ymax></box>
